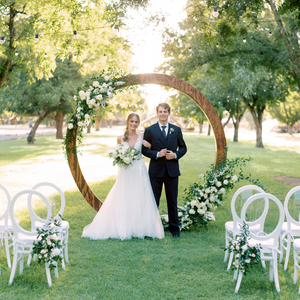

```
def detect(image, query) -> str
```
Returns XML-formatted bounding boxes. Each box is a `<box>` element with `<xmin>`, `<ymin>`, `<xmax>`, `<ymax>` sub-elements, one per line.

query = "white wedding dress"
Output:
<box><xmin>82</xmin><ymin>133</ymin><xmax>164</xmax><ymax>240</ymax></box>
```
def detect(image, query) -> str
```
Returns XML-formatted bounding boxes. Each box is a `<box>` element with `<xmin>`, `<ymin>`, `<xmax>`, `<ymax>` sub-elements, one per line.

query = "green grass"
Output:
<box><xmin>0</xmin><ymin>133</ymin><xmax>300</xmax><ymax>299</ymax></box>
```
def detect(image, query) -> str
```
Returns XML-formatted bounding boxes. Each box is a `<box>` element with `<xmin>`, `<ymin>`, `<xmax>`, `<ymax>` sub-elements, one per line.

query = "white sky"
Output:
<box><xmin>123</xmin><ymin>0</ymin><xmax>187</xmax><ymax>113</ymax></box>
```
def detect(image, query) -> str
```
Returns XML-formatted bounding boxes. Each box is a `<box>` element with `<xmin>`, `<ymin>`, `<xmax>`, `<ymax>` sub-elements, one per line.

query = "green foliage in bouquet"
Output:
<box><xmin>226</xmin><ymin>222</ymin><xmax>261</xmax><ymax>275</ymax></box>
<box><xmin>31</xmin><ymin>217</ymin><xmax>64</xmax><ymax>271</ymax></box>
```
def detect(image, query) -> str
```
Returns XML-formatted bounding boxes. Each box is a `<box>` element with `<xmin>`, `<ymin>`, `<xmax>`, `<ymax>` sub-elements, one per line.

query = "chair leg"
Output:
<box><xmin>45</xmin><ymin>263</ymin><xmax>52</xmax><ymax>287</ymax></box>
<box><xmin>279</xmin><ymin>232</ymin><xmax>285</xmax><ymax>263</ymax></box>
<box><xmin>227</xmin><ymin>252</ymin><xmax>234</xmax><ymax>271</ymax></box>
<box><xmin>4</xmin><ymin>232</ymin><xmax>12</xmax><ymax>268</ymax></box>
<box><xmin>224</xmin><ymin>231</ymin><xmax>229</xmax><ymax>262</ymax></box>
<box><xmin>235</xmin><ymin>271</ymin><xmax>243</xmax><ymax>293</ymax></box>
<box><xmin>64</xmin><ymin>232</ymin><xmax>69</xmax><ymax>263</ymax></box>
<box><xmin>19</xmin><ymin>252</ymin><xmax>24</xmax><ymax>275</ymax></box>
<box><xmin>294</xmin><ymin>248</ymin><xmax>299</xmax><ymax>284</ymax></box>
<box><xmin>8</xmin><ymin>245</ymin><xmax>19</xmax><ymax>285</ymax></box>
<box><xmin>273</xmin><ymin>251</ymin><xmax>280</xmax><ymax>293</ymax></box>
<box><xmin>27</xmin><ymin>254</ymin><xmax>32</xmax><ymax>266</ymax></box>
<box><xmin>233</xmin><ymin>268</ymin><xmax>238</xmax><ymax>281</ymax></box>
<box><xmin>284</xmin><ymin>235</ymin><xmax>292</xmax><ymax>271</ymax></box>
<box><xmin>269</xmin><ymin>259</ymin><xmax>274</xmax><ymax>282</ymax></box>
<box><xmin>54</xmin><ymin>264</ymin><xmax>59</xmax><ymax>278</ymax></box>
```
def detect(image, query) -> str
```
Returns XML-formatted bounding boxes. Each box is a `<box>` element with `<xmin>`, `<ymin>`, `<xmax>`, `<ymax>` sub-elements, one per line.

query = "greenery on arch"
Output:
<box><xmin>62</xmin><ymin>68</ymin><xmax>136</xmax><ymax>159</ymax></box>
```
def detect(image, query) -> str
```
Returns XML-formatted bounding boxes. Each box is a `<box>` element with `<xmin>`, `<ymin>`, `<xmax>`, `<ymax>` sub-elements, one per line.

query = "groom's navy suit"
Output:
<box><xmin>142</xmin><ymin>122</ymin><xmax>187</xmax><ymax>236</ymax></box>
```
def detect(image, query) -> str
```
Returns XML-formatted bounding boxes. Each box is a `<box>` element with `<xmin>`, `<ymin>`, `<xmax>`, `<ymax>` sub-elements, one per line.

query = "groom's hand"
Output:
<box><xmin>158</xmin><ymin>148</ymin><xmax>167</xmax><ymax>158</ymax></box>
<box><xmin>166</xmin><ymin>150</ymin><xmax>176</xmax><ymax>160</ymax></box>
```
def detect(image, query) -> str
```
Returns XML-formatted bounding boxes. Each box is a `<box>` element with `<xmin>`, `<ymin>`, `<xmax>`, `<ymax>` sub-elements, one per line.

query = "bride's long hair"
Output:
<box><xmin>124</xmin><ymin>113</ymin><xmax>140</xmax><ymax>142</ymax></box>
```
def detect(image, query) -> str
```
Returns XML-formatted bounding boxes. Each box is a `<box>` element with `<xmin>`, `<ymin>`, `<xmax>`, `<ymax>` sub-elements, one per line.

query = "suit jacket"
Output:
<box><xmin>142</xmin><ymin>122</ymin><xmax>187</xmax><ymax>178</ymax></box>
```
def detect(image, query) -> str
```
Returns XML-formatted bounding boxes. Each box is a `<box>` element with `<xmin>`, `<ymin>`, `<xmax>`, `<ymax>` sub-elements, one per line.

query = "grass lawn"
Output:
<box><xmin>0</xmin><ymin>132</ymin><xmax>300</xmax><ymax>299</ymax></box>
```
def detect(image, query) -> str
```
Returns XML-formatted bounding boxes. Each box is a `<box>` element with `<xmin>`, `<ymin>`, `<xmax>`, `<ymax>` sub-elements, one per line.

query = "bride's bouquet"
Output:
<box><xmin>109</xmin><ymin>143</ymin><xmax>141</xmax><ymax>167</ymax></box>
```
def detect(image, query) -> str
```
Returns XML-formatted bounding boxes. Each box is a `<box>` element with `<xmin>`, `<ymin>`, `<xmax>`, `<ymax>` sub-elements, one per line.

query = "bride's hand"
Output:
<box><xmin>143</xmin><ymin>140</ymin><xmax>151</xmax><ymax>149</ymax></box>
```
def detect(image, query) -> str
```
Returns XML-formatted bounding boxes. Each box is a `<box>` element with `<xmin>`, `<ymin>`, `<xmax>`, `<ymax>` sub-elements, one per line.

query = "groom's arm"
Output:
<box><xmin>175</xmin><ymin>129</ymin><xmax>187</xmax><ymax>160</ymax></box>
<box><xmin>142</xmin><ymin>128</ymin><xmax>159</xmax><ymax>159</ymax></box>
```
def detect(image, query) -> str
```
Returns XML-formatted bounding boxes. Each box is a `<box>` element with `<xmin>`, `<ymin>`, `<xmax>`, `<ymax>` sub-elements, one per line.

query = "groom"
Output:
<box><xmin>142</xmin><ymin>103</ymin><xmax>187</xmax><ymax>238</ymax></box>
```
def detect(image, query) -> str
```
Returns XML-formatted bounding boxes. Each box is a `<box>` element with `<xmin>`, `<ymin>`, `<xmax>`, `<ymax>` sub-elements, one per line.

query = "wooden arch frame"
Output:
<box><xmin>67</xmin><ymin>73</ymin><xmax>227</xmax><ymax>211</ymax></box>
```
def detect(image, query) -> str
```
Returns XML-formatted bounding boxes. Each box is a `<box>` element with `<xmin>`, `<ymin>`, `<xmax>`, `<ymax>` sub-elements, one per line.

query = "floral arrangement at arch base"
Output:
<box><xmin>63</xmin><ymin>68</ymin><xmax>136</xmax><ymax>159</ymax></box>
<box><xmin>161</xmin><ymin>153</ymin><xmax>264</xmax><ymax>231</ymax></box>
<box><xmin>226</xmin><ymin>222</ymin><xmax>261</xmax><ymax>275</ymax></box>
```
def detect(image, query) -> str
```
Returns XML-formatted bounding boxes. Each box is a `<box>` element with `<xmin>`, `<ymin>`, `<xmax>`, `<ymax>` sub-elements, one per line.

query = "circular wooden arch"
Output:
<box><xmin>67</xmin><ymin>73</ymin><xmax>227</xmax><ymax>211</ymax></box>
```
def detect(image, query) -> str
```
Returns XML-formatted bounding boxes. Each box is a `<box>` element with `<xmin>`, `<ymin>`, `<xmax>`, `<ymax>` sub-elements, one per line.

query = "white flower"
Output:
<box><xmin>40</xmin><ymin>249</ymin><xmax>48</xmax><ymax>254</ymax></box>
<box><xmin>112</xmin><ymin>151</ymin><xmax>118</xmax><ymax>158</ymax></box>
<box><xmin>235</xmin><ymin>253</ymin><xmax>240</xmax><ymax>258</ymax></box>
<box><xmin>107</xmin><ymin>91</ymin><xmax>113</xmax><ymax>98</ymax></box>
<box><xmin>216</xmin><ymin>181</ymin><xmax>222</xmax><ymax>187</ymax></box>
<box><xmin>236</xmin><ymin>245</ymin><xmax>240</xmax><ymax>250</ymax></box>
<box><xmin>39</xmin><ymin>255</ymin><xmax>42</xmax><ymax>259</ymax></box>
<box><xmin>50</xmin><ymin>234</ymin><xmax>59</xmax><ymax>241</ymax></box>
<box><xmin>205</xmin><ymin>188</ymin><xmax>210</xmax><ymax>194</ymax></box>
<box><xmin>232</xmin><ymin>175</ymin><xmax>238</xmax><ymax>182</ymax></box>
<box><xmin>104</xmin><ymin>75</ymin><xmax>110</xmax><ymax>81</ymax></box>
<box><xmin>191</xmin><ymin>200</ymin><xmax>197</xmax><ymax>207</ymax></box>
<box><xmin>189</xmin><ymin>209</ymin><xmax>195</xmax><ymax>215</ymax></box>
<box><xmin>178</xmin><ymin>212</ymin><xmax>183</xmax><ymax>217</ymax></box>
<box><xmin>209</xmin><ymin>195</ymin><xmax>215</xmax><ymax>202</ymax></box>
<box><xmin>79</xmin><ymin>90</ymin><xmax>86</xmax><ymax>100</ymax></box>
<box><xmin>199</xmin><ymin>173</ymin><xmax>204</xmax><ymax>178</ymax></box>
<box><xmin>84</xmin><ymin>114</ymin><xmax>90</xmax><ymax>119</ymax></box>
<box><xmin>197</xmin><ymin>209</ymin><xmax>205</xmax><ymax>215</ymax></box>
<box><xmin>77</xmin><ymin>107</ymin><xmax>82</xmax><ymax>112</ymax></box>
<box><xmin>89</xmin><ymin>98</ymin><xmax>96</xmax><ymax>105</ymax></box>
<box><xmin>78</xmin><ymin>121</ymin><xmax>84</xmax><ymax>127</ymax></box>
<box><xmin>219</xmin><ymin>188</ymin><xmax>226</xmax><ymax>194</ymax></box>
<box><xmin>51</xmin><ymin>248</ymin><xmax>61</xmax><ymax>256</ymax></box>
<box><xmin>92</xmin><ymin>81</ymin><xmax>100</xmax><ymax>87</ymax></box>
<box><xmin>73</xmin><ymin>95</ymin><xmax>77</xmax><ymax>100</ymax></box>
<box><xmin>68</xmin><ymin>123</ymin><xmax>73</xmax><ymax>130</ymax></box>
<box><xmin>164</xmin><ymin>215</ymin><xmax>169</xmax><ymax>222</ymax></box>
<box><xmin>245</xmin><ymin>259</ymin><xmax>251</xmax><ymax>264</ymax></box>
<box><xmin>123</xmin><ymin>157</ymin><xmax>131</xmax><ymax>164</ymax></box>
<box><xmin>95</xmin><ymin>94</ymin><xmax>103</xmax><ymax>101</ymax></box>
<box><xmin>223</xmin><ymin>180</ymin><xmax>228</xmax><ymax>185</ymax></box>
<box><xmin>241</xmin><ymin>244</ymin><xmax>248</xmax><ymax>251</ymax></box>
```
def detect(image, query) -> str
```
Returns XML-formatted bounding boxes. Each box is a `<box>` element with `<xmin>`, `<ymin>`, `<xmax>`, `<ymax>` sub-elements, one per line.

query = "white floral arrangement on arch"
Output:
<box><xmin>31</xmin><ymin>217</ymin><xmax>64</xmax><ymax>271</ymax></box>
<box><xmin>63</xmin><ymin>68</ymin><xmax>135</xmax><ymax>158</ymax></box>
<box><xmin>161</xmin><ymin>154</ymin><xmax>264</xmax><ymax>231</ymax></box>
<box><xmin>109</xmin><ymin>143</ymin><xmax>141</xmax><ymax>167</ymax></box>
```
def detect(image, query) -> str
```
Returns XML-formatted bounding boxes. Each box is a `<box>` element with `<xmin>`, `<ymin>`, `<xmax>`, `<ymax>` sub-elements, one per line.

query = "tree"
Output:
<box><xmin>158</xmin><ymin>0</ymin><xmax>291</xmax><ymax>147</ymax></box>
<box><xmin>0</xmin><ymin>0</ymin><xmax>149</xmax><ymax>89</ymax></box>
<box><xmin>269</xmin><ymin>91</ymin><xmax>300</xmax><ymax>134</ymax></box>
<box><xmin>0</xmin><ymin>57</ymin><xmax>83</xmax><ymax>143</ymax></box>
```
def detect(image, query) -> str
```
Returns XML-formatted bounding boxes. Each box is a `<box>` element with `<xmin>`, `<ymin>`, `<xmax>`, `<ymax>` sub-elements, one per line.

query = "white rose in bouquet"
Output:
<box><xmin>123</xmin><ymin>157</ymin><xmax>131</xmax><ymax>164</ymax></box>
<box><xmin>95</xmin><ymin>94</ymin><xmax>103</xmax><ymax>100</ymax></box>
<box><xmin>216</xmin><ymin>181</ymin><xmax>222</xmax><ymax>187</ymax></box>
<box><xmin>191</xmin><ymin>200</ymin><xmax>197</xmax><ymax>207</ymax></box>
<box><xmin>78</xmin><ymin>121</ymin><xmax>84</xmax><ymax>127</ymax></box>
<box><xmin>92</xmin><ymin>81</ymin><xmax>100</xmax><ymax>87</ymax></box>
<box><xmin>232</xmin><ymin>175</ymin><xmax>238</xmax><ymax>182</ymax></box>
<box><xmin>68</xmin><ymin>123</ymin><xmax>73</xmax><ymax>129</ymax></box>
<box><xmin>189</xmin><ymin>209</ymin><xmax>195</xmax><ymax>214</ymax></box>
<box><xmin>223</xmin><ymin>179</ymin><xmax>228</xmax><ymax>185</ymax></box>
<box><xmin>104</xmin><ymin>75</ymin><xmax>110</xmax><ymax>81</ymax></box>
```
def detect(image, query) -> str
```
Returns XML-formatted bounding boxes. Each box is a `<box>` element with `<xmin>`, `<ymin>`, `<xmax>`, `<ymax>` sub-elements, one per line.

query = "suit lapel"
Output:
<box><xmin>166</xmin><ymin>124</ymin><xmax>173</xmax><ymax>147</ymax></box>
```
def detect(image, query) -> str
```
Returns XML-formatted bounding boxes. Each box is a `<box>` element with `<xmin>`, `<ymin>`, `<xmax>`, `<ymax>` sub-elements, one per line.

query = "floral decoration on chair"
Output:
<box><xmin>226</xmin><ymin>222</ymin><xmax>261</xmax><ymax>275</ymax></box>
<box><xmin>32</xmin><ymin>217</ymin><xmax>64</xmax><ymax>270</ymax></box>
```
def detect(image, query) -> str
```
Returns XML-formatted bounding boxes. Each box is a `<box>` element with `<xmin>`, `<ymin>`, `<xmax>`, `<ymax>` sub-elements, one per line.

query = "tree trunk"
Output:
<box><xmin>207</xmin><ymin>124</ymin><xmax>211</xmax><ymax>136</ymax></box>
<box><xmin>243</xmin><ymin>97</ymin><xmax>265</xmax><ymax>148</ymax></box>
<box><xmin>95</xmin><ymin>117</ymin><xmax>102</xmax><ymax>131</ymax></box>
<box><xmin>56</xmin><ymin>111</ymin><xmax>64</xmax><ymax>139</ymax></box>
<box><xmin>288</xmin><ymin>123</ymin><xmax>295</xmax><ymax>135</ymax></box>
<box><xmin>198</xmin><ymin>120</ymin><xmax>203</xmax><ymax>133</ymax></box>
<box><xmin>27</xmin><ymin>105</ymin><xmax>60</xmax><ymax>144</ymax></box>
<box><xmin>233</xmin><ymin>117</ymin><xmax>239</xmax><ymax>142</ymax></box>
<box><xmin>27</xmin><ymin>112</ymin><xmax>47</xmax><ymax>144</ymax></box>
<box><xmin>87</xmin><ymin>123</ymin><xmax>91</xmax><ymax>133</ymax></box>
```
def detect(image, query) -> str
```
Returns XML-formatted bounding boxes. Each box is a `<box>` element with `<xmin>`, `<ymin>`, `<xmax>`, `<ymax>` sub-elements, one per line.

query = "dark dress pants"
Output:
<box><xmin>150</xmin><ymin>172</ymin><xmax>180</xmax><ymax>235</ymax></box>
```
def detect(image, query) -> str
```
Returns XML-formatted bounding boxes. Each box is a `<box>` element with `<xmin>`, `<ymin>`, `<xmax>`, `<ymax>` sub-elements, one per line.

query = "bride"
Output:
<box><xmin>82</xmin><ymin>113</ymin><xmax>164</xmax><ymax>240</ymax></box>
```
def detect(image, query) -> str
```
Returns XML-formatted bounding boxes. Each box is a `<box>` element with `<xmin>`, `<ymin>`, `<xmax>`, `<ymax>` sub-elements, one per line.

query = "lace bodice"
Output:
<box><xmin>122</xmin><ymin>133</ymin><xmax>143</xmax><ymax>158</ymax></box>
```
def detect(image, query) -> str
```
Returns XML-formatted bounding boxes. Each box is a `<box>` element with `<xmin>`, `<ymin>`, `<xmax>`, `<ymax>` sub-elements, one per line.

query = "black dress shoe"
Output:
<box><xmin>173</xmin><ymin>234</ymin><xmax>180</xmax><ymax>239</ymax></box>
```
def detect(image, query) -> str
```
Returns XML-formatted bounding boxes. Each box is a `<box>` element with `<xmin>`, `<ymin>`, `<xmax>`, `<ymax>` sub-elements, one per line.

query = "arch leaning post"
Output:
<box><xmin>67</xmin><ymin>73</ymin><xmax>227</xmax><ymax>211</ymax></box>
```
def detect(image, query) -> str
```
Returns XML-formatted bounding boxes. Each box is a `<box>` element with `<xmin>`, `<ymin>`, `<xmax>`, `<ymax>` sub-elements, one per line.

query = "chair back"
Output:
<box><xmin>241</xmin><ymin>193</ymin><xmax>284</xmax><ymax>247</ymax></box>
<box><xmin>28</xmin><ymin>182</ymin><xmax>65</xmax><ymax>230</ymax></box>
<box><xmin>10</xmin><ymin>190</ymin><xmax>52</xmax><ymax>238</ymax></box>
<box><xmin>284</xmin><ymin>186</ymin><xmax>300</xmax><ymax>231</ymax></box>
<box><xmin>0</xmin><ymin>183</ymin><xmax>11</xmax><ymax>229</ymax></box>
<box><xmin>231</xmin><ymin>185</ymin><xmax>266</xmax><ymax>230</ymax></box>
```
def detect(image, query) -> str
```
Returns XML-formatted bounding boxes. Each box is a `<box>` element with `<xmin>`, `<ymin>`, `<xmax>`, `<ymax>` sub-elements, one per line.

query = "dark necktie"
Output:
<box><xmin>161</xmin><ymin>125</ymin><xmax>167</xmax><ymax>138</ymax></box>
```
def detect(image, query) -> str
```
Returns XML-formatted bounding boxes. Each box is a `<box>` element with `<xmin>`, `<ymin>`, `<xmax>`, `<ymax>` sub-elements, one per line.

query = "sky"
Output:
<box><xmin>122</xmin><ymin>0</ymin><xmax>188</xmax><ymax>113</ymax></box>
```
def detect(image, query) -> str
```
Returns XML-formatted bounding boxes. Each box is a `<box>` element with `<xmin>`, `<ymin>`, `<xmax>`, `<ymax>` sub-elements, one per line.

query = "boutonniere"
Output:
<box><xmin>170</xmin><ymin>128</ymin><xmax>174</xmax><ymax>134</ymax></box>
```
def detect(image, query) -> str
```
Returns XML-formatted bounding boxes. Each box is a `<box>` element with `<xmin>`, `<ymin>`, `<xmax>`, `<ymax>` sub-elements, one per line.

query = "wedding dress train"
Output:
<box><xmin>82</xmin><ymin>133</ymin><xmax>164</xmax><ymax>240</ymax></box>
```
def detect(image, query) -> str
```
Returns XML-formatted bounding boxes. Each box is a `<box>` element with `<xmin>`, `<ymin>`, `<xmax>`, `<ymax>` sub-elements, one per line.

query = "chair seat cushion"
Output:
<box><xmin>15</xmin><ymin>233</ymin><xmax>38</xmax><ymax>244</ymax></box>
<box><xmin>281</xmin><ymin>222</ymin><xmax>300</xmax><ymax>236</ymax></box>
<box><xmin>294</xmin><ymin>239</ymin><xmax>300</xmax><ymax>250</ymax></box>
<box><xmin>225</xmin><ymin>221</ymin><xmax>262</xmax><ymax>235</ymax></box>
